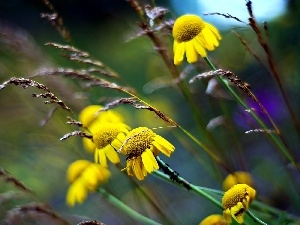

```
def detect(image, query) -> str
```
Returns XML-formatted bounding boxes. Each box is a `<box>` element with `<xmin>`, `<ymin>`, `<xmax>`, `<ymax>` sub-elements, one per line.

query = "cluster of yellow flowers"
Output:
<box><xmin>66</xmin><ymin>105</ymin><xmax>175</xmax><ymax>206</ymax></box>
<box><xmin>200</xmin><ymin>172</ymin><xmax>255</xmax><ymax>224</ymax></box>
<box><xmin>67</xmin><ymin>14</ymin><xmax>257</xmax><ymax>224</ymax></box>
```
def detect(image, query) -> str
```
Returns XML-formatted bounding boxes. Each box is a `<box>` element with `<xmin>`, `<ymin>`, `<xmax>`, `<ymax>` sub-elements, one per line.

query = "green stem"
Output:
<box><xmin>98</xmin><ymin>188</ymin><xmax>161</xmax><ymax>225</ymax></box>
<box><xmin>203</xmin><ymin>57</ymin><xmax>296</xmax><ymax>168</ymax></box>
<box><xmin>252</xmin><ymin>201</ymin><xmax>300</xmax><ymax>222</ymax></box>
<box><xmin>153</xmin><ymin>170</ymin><xmax>223</xmax><ymax>209</ymax></box>
<box><xmin>154</xmin><ymin>157</ymin><xmax>223</xmax><ymax>210</ymax></box>
<box><xmin>178</xmin><ymin>125</ymin><xmax>233</xmax><ymax>174</ymax></box>
<box><xmin>247</xmin><ymin>210</ymin><xmax>268</xmax><ymax>225</ymax></box>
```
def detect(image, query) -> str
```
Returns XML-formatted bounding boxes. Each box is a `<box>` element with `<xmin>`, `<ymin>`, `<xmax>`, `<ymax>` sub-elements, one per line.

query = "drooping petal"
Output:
<box><xmin>205</xmin><ymin>22</ymin><xmax>221</xmax><ymax>40</ymax></box>
<box><xmin>230</xmin><ymin>202</ymin><xmax>245</xmax><ymax>224</ymax></box>
<box><xmin>185</xmin><ymin>41</ymin><xmax>198</xmax><ymax>63</ymax></box>
<box><xmin>153</xmin><ymin>136</ymin><xmax>175</xmax><ymax>157</ymax></box>
<box><xmin>141</xmin><ymin>149</ymin><xmax>159</xmax><ymax>173</ymax></box>
<box><xmin>132</xmin><ymin>157</ymin><xmax>145</xmax><ymax>180</ymax></box>
<box><xmin>104</xmin><ymin>144</ymin><xmax>120</xmax><ymax>164</ymax></box>
<box><xmin>194</xmin><ymin>36</ymin><xmax>208</xmax><ymax>57</ymax></box>
<box><xmin>94</xmin><ymin>148</ymin><xmax>108</xmax><ymax>168</ymax></box>
<box><xmin>223</xmin><ymin>208</ymin><xmax>232</xmax><ymax>224</ymax></box>
<box><xmin>66</xmin><ymin>179</ymin><xmax>87</xmax><ymax>207</ymax></box>
<box><xmin>173</xmin><ymin>41</ymin><xmax>185</xmax><ymax>65</ymax></box>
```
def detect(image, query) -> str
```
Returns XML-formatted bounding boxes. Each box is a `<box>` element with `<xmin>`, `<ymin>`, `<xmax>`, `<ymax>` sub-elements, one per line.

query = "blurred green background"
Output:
<box><xmin>1</xmin><ymin>0</ymin><xmax>300</xmax><ymax>224</ymax></box>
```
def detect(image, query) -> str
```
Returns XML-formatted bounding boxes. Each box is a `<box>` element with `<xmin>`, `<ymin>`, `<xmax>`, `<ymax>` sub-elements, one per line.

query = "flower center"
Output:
<box><xmin>222</xmin><ymin>184</ymin><xmax>255</xmax><ymax>209</ymax></box>
<box><xmin>93</xmin><ymin>124</ymin><xmax>120</xmax><ymax>149</ymax></box>
<box><xmin>123</xmin><ymin>128</ymin><xmax>155</xmax><ymax>159</ymax></box>
<box><xmin>172</xmin><ymin>14</ymin><xmax>205</xmax><ymax>43</ymax></box>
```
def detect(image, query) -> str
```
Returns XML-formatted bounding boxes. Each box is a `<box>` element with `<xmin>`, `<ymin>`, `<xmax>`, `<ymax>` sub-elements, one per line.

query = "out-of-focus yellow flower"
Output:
<box><xmin>199</xmin><ymin>214</ymin><xmax>228</xmax><ymax>225</ymax></box>
<box><xmin>172</xmin><ymin>14</ymin><xmax>221</xmax><ymax>65</ymax></box>
<box><xmin>222</xmin><ymin>184</ymin><xmax>256</xmax><ymax>224</ymax></box>
<box><xmin>66</xmin><ymin>160</ymin><xmax>110</xmax><ymax>207</ymax></box>
<box><xmin>79</xmin><ymin>105</ymin><xmax>124</xmax><ymax>128</ymax></box>
<box><xmin>78</xmin><ymin>105</ymin><xmax>125</xmax><ymax>153</ymax></box>
<box><xmin>223</xmin><ymin>171</ymin><xmax>254</xmax><ymax>191</ymax></box>
<box><xmin>119</xmin><ymin>127</ymin><xmax>175</xmax><ymax>180</ymax></box>
<box><xmin>93</xmin><ymin>123</ymin><xmax>130</xmax><ymax>168</ymax></box>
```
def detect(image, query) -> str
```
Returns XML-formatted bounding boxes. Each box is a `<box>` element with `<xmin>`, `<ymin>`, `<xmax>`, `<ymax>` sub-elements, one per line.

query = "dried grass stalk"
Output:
<box><xmin>204</xmin><ymin>12</ymin><xmax>246</xmax><ymax>24</ymax></box>
<box><xmin>60</xmin><ymin>131</ymin><xmax>93</xmax><ymax>141</ymax></box>
<box><xmin>45</xmin><ymin>43</ymin><xmax>119</xmax><ymax>78</ymax></box>
<box><xmin>6</xmin><ymin>202</ymin><xmax>71</xmax><ymax>225</ymax></box>
<box><xmin>0</xmin><ymin>168</ymin><xmax>33</xmax><ymax>194</ymax></box>
<box><xmin>77</xmin><ymin>220</ymin><xmax>105</xmax><ymax>225</ymax></box>
<box><xmin>245</xmin><ymin>129</ymin><xmax>275</xmax><ymax>134</ymax></box>
<box><xmin>0</xmin><ymin>77</ymin><xmax>72</xmax><ymax>112</ymax></box>
<box><xmin>41</xmin><ymin>0</ymin><xmax>71</xmax><ymax>42</ymax></box>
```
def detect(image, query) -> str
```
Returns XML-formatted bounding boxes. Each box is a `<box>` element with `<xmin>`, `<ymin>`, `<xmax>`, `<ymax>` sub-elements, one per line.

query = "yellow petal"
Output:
<box><xmin>194</xmin><ymin>36</ymin><xmax>207</xmax><ymax>57</ymax></box>
<box><xmin>66</xmin><ymin>179</ymin><xmax>87</xmax><ymax>207</ymax></box>
<box><xmin>126</xmin><ymin>160</ymin><xmax>134</xmax><ymax>177</ymax></box>
<box><xmin>199</xmin><ymin>214</ymin><xmax>227</xmax><ymax>225</ymax></box>
<box><xmin>67</xmin><ymin>160</ymin><xmax>90</xmax><ymax>183</ymax></box>
<box><xmin>153</xmin><ymin>136</ymin><xmax>175</xmax><ymax>157</ymax></box>
<box><xmin>133</xmin><ymin>158</ymin><xmax>145</xmax><ymax>180</ymax></box>
<box><xmin>141</xmin><ymin>149</ymin><xmax>159</xmax><ymax>173</ymax></box>
<box><xmin>186</xmin><ymin>41</ymin><xmax>198</xmax><ymax>63</ymax></box>
<box><xmin>82</xmin><ymin>138</ymin><xmax>96</xmax><ymax>154</ymax></box>
<box><xmin>104</xmin><ymin>145</ymin><xmax>120</xmax><ymax>164</ymax></box>
<box><xmin>94</xmin><ymin>148</ymin><xmax>108</xmax><ymax>168</ymax></box>
<box><xmin>223</xmin><ymin>208</ymin><xmax>232</xmax><ymax>224</ymax></box>
<box><xmin>231</xmin><ymin>202</ymin><xmax>245</xmax><ymax>224</ymax></box>
<box><xmin>173</xmin><ymin>41</ymin><xmax>185</xmax><ymax>65</ymax></box>
<box><xmin>82</xmin><ymin>166</ymin><xmax>98</xmax><ymax>189</ymax></box>
<box><xmin>205</xmin><ymin>22</ymin><xmax>221</xmax><ymax>40</ymax></box>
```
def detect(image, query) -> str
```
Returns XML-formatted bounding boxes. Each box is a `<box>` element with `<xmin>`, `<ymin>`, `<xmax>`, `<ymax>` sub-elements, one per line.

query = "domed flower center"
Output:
<box><xmin>172</xmin><ymin>15</ymin><xmax>205</xmax><ymax>43</ymax></box>
<box><xmin>222</xmin><ymin>184</ymin><xmax>255</xmax><ymax>209</ymax></box>
<box><xmin>123</xmin><ymin>128</ymin><xmax>155</xmax><ymax>159</ymax></box>
<box><xmin>93</xmin><ymin>125</ymin><xmax>121</xmax><ymax>149</ymax></box>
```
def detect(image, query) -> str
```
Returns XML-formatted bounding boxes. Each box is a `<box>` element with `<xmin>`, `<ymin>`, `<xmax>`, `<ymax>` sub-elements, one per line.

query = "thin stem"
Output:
<box><xmin>247</xmin><ymin>210</ymin><xmax>268</xmax><ymax>225</ymax></box>
<box><xmin>153</xmin><ymin>170</ymin><xmax>223</xmax><ymax>209</ymax></box>
<box><xmin>203</xmin><ymin>57</ymin><xmax>297</xmax><ymax>168</ymax></box>
<box><xmin>98</xmin><ymin>188</ymin><xmax>161</xmax><ymax>225</ymax></box>
<box><xmin>252</xmin><ymin>201</ymin><xmax>300</xmax><ymax>222</ymax></box>
<box><xmin>178</xmin><ymin>125</ymin><xmax>233</xmax><ymax>174</ymax></box>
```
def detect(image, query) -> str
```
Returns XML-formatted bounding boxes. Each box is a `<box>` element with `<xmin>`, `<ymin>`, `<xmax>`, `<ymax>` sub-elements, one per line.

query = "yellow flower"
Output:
<box><xmin>222</xmin><ymin>184</ymin><xmax>256</xmax><ymax>224</ymax></box>
<box><xmin>66</xmin><ymin>160</ymin><xmax>110</xmax><ymax>206</ymax></box>
<box><xmin>79</xmin><ymin>105</ymin><xmax>125</xmax><ymax>153</ymax></box>
<box><xmin>79</xmin><ymin>105</ymin><xmax>124</xmax><ymax>128</ymax></box>
<box><xmin>223</xmin><ymin>171</ymin><xmax>254</xmax><ymax>191</ymax></box>
<box><xmin>119</xmin><ymin>127</ymin><xmax>175</xmax><ymax>180</ymax></box>
<box><xmin>172</xmin><ymin>14</ymin><xmax>221</xmax><ymax>65</ymax></box>
<box><xmin>199</xmin><ymin>214</ymin><xmax>228</xmax><ymax>225</ymax></box>
<box><xmin>93</xmin><ymin>123</ymin><xmax>130</xmax><ymax>167</ymax></box>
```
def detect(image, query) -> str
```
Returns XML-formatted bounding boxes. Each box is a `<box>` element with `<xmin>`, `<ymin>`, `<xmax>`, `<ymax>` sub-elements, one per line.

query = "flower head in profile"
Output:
<box><xmin>119</xmin><ymin>127</ymin><xmax>175</xmax><ymax>180</ymax></box>
<box><xmin>79</xmin><ymin>105</ymin><xmax>125</xmax><ymax>153</ymax></box>
<box><xmin>172</xmin><ymin>14</ymin><xmax>221</xmax><ymax>65</ymax></box>
<box><xmin>223</xmin><ymin>171</ymin><xmax>254</xmax><ymax>191</ymax></box>
<box><xmin>222</xmin><ymin>184</ymin><xmax>256</xmax><ymax>224</ymax></box>
<box><xmin>199</xmin><ymin>214</ymin><xmax>228</xmax><ymax>225</ymax></box>
<box><xmin>66</xmin><ymin>160</ymin><xmax>110</xmax><ymax>206</ymax></box>
<box><xmin>93</xmin><ymin>122</ymin><xmax>131</xmax><ymax>167</ymax></box>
